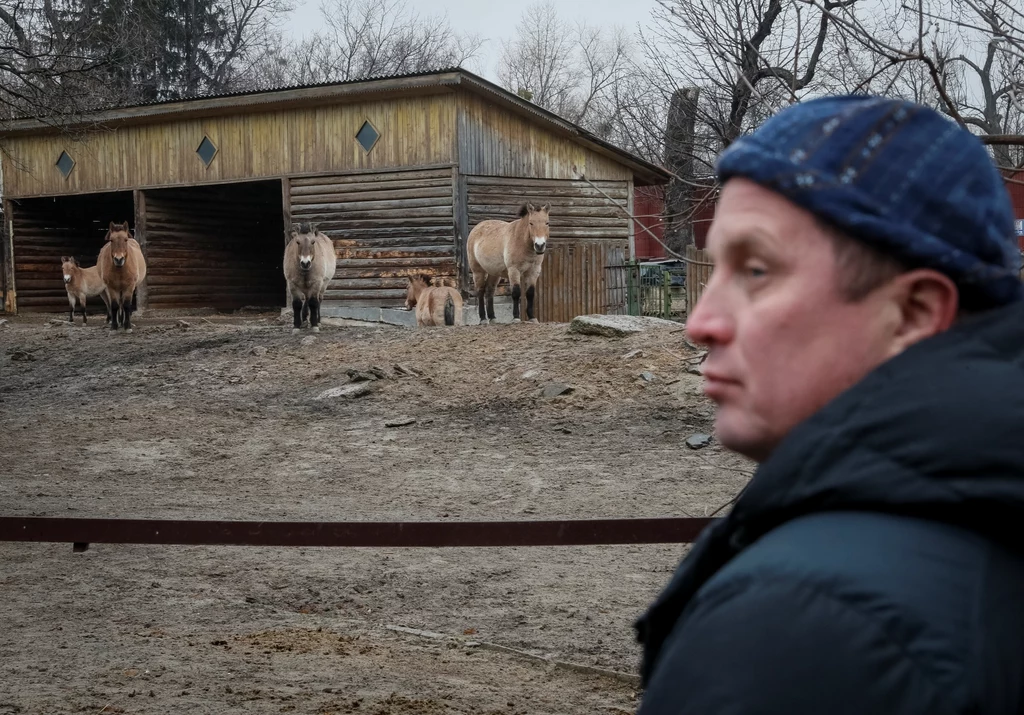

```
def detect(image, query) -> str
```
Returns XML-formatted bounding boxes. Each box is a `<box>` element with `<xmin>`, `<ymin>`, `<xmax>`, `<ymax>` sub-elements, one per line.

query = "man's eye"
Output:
<box><xmin>746</xmin><ymin>263</ymin><xmax>767</xmax><ymax>278</ymax></box>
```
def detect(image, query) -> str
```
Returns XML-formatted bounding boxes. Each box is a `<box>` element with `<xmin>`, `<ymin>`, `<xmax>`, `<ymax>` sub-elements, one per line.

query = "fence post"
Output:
<box><xmin>662</xmin><ymin>269</ymin><xmax>671</xmax><ymax>320</ymax></box>
<box><xmin>626</xmin><ymin>260</ymin><xmax>639</xmax><ymax>316</ymax></box>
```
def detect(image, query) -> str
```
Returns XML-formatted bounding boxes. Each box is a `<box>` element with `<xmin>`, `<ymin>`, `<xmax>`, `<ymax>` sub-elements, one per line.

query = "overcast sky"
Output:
<box><xmin>282</xmin><ymin>0</ymin><xmax>660</xmax><ymax>80</ymax></box>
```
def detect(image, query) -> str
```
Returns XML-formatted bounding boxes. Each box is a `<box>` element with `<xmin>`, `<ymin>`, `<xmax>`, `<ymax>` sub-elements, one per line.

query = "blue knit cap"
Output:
<box><xmin>716</xmin><ymin>95</ymin><xmax>1021</xmax><ymax>308</ymax></box>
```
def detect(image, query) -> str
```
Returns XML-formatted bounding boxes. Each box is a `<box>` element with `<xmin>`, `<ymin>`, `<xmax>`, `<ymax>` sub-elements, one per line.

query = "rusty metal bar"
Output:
<box><xmin>0</xmin><ymin>517</ymin><xmax>715</xmax><ymax>551</ymax></box>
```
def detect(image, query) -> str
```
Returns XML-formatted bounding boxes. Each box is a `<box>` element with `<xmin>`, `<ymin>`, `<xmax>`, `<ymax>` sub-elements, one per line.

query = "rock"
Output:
<box><xmin>369</xmin><ymin>366</ymin><xmax>390</xmax><ymax>380</ymax></box>
<box><xmin>542</xmin><ymin>383</ymin><xmax>574</xmax><ymax>399</ymax></box>
<box><xmin>393</xmin><ymin>364</ymin><xmax>421</xmax><ymax>377</ymax></box>
<box><xmin>247</xmin><ymin>346</ymin><xmax>268</xmax><ymax>357</ymax></box>
<box><xmin>686</xmin><ymin>365</ymin><xmax>703</xmax><ymax>376</ymax></box>
<box><xmin>347</xmin><ymin>369</ymin><xmax>379</xmax><ymax>382</ymax></box>
<box><xmin>621</xmin><ymin>349</ymin><xmax>644</xmax><ymax>359</ymax></box>
<box><xmin>0</xmin><ymin>318</ymin><xmax>8</xmax><ymax>328</ymax></box>
<box><xmin>522</xmin><ymin>369</ymin><xmax>541</xmax><ymax>379</ymax></box>
<box><xmin>315</xmin><ymin>383</ymin><xmax>373</xmax><ymax>400</ymax></box>
<box><xmin>177</xmin><ymin>320</ymin><xmax>191</xmax><ymax>328</ymax></box>
<box><xmin>300</xmin><ymin>336</ymin><xmax>316</xmax><ymax>346</ymax></box>
<box><xmin>569</xmin><ymin>314</ymin><xmax>679</xmax><ymax>337</ymax></box>
<box><xmin>639</xmin><ymin>371</ymin><xmax>657</xmax><ymax>382</ymax></box>
<box><xmin>9</xmin><ymin>350</ymin><xmax>35</xmax><ymax>362</ymax></box>
<box><xmin>686</xmin><ymin>433</ymin><xmax>712</xmax><ymax>450</ymax></box>
<box><xmin>385</xmin><ymin>417</ymin><xmax>417</xmax><ymax>428</ymax></box>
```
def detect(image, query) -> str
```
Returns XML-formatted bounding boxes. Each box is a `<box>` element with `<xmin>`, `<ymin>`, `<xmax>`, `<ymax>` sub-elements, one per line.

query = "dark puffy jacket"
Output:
<box><xmin>635</xmin><ymin>302</ymin><xmax>1024</xmax><ymax>714</ymax></box>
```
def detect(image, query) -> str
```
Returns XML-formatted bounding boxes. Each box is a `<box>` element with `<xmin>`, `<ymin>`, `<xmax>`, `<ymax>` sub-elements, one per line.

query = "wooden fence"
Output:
<box><xmin>685</xmin><ymin>245</ymin><xmax>713</xmax><ymax>315</ymax></box>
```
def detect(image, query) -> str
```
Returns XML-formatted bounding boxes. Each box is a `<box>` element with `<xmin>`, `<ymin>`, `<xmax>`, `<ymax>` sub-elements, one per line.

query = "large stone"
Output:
<box><xmin>685</xmin><ymin>433</ymin><xmax>712</xmax><ymax>450</ymax></box>
<box><xmin>569</xmin><ymin>314</ymin><xmax>679</xmax><ymax>337</ymax></box>
<box><xmin>541</xmin><ymin>383</ymin><xmax>574</xmax><ymax>399</ymax></box>
<box><xmin>315</xmin><ymin>383</ymin><xmax>373</xmax><ymax>400</ymax></box>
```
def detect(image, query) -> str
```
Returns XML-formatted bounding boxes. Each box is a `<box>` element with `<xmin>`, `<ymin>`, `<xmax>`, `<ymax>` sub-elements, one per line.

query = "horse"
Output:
<box><xmin>405</xmin><ymin>274</ymin><xmax>463</xmax><ymax>327</ymax></box>
<box><xmin>466</xmin><ymin>203</ymin><xmax>549</xmax><ymax>324</ymax></box>
<box><xmin>283</xmin><ymin>222</ymin><xmax>336</xmax><ymax>333</ymax></box>
<box><xmin>97</xmin><ymin>221</ymin><xmax>147</xmax><ymax>332</ymax></box>
<box><xmin>60</xmin><ymin>256</ymin><xmax>111</xmax><ymax>325</ymax></box>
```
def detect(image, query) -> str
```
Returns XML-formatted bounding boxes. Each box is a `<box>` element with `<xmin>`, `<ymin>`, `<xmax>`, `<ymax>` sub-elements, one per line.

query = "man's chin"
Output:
<box><xmin>713</xmin><ymin>411</ymin><xmax>773</xmax><ymax>463</ymax></box>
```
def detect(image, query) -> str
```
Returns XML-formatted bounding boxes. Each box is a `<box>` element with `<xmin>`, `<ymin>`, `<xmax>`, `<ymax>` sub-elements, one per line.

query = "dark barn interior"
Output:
<box><xmin>142</xmin><ymin>180</ymin><xmax>286</xmax><ymax>312</ymax></box>
<box><xmin>11</xmin><ymin>191</ymin><xmax>134</xmax><ymax>313</ymax></box>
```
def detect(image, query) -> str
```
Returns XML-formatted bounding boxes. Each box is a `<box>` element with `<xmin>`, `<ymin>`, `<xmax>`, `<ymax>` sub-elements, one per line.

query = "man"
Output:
<box><xmin>634</xmin><ymin>95</ymin><xmax>1024</xmax><ymax>713</ymax></box>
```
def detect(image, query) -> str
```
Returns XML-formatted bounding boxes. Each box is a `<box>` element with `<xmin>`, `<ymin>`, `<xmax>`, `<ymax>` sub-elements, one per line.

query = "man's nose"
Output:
<box><xmin>685</xmin><ymin>272</ymin><xmax>733</xmax><ymax>347</ymax></box>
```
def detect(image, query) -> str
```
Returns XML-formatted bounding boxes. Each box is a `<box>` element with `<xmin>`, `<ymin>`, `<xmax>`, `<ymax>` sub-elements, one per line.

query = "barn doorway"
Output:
<box><xmin>141</xmin><ymin>181</ymin><xmax>285</xmax><ymax>311</ymax></box>
<box><xmin>10</xmin><ymin>191</ymin><xmax>135</xmax><ymax>313</ymax></box>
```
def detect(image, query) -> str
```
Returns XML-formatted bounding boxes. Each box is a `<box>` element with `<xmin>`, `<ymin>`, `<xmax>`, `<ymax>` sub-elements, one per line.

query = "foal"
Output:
<box><xmin>405</xmin><ymin>275</ymin><xmax>463</xmax><ymax>327</ymax></box>
<box><xmin>60</xmin><ymin>256</ymin><xmax>111</xmax><ymax>325</ymax></box>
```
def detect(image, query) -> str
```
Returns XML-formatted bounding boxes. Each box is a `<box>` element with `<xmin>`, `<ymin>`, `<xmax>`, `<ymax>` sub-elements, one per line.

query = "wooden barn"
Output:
<box><xmin>0</xmin><ymin>68</ymin><xmax>669</xmax><ymax>322</ymax></box>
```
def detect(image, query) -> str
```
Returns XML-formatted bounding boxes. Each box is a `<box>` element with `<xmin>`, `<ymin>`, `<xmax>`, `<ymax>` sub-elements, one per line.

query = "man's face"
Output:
<box><xmin>687</xmin><ymin>178</ymin><xmax>898</xmax><ymax>461</ymax></box>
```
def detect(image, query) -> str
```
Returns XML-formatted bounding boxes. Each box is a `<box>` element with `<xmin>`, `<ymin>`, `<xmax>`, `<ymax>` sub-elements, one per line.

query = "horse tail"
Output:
<box><xmin>444</xmin><ymin>294</ymin><xmax>455</xmax><ymax>326</ymax></box>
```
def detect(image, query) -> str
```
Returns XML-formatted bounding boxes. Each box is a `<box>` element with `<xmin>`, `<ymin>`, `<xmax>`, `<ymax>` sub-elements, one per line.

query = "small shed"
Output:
<box><xmin>0</xmin><ymin>68</ymin><xmax>669</xmax><ymax>321</ymax></box>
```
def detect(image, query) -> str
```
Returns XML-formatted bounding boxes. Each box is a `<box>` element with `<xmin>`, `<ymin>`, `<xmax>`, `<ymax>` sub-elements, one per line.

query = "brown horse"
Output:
<box><xmin>61</xmin><ymin>256</ymin><xmax>111</xmax><ymax>325</ymax></box>
<box><xmin>466</xmin><ymin>203</ymin><xmax>549</xmax><ymax>324</ymax></box>
<box><xmin>283</xmin><ymin>222</ymin><xmax>336</xmax><ymax>333</ymax></box>
<box><xmin>97</xmin><ymin>221</ymin><xmax>147</xmax><ymax>332</ymax></box>
<box><xmin>405</xmin><ymin>275</ymin><xmax>463</xmax><ymax>327</ymax></box>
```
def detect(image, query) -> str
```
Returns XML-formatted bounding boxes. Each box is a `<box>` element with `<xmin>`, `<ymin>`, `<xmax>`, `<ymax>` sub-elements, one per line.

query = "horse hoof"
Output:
<box><xmin>529</xmin><ymin>318</ymin><xmax>539</xmax><ymax>324</ymax></box>
<box><xmin>124</xmin><ymin>328</ymin><xmax>132</xmax><ymax>334</ymax></box>
<box><xmin>312</xmin><ymin>326</ymin><xmax>320</xmax><ymax>333</ymax></box>
<box><xmin>291</xmin><ymin>328</ymin><xmax>300</xmax><ymax>334</ymax></box>
<box><xmin>512</xmin><ymin>318</ymin><xmax>521</xmax><ymax>324</ymax></box>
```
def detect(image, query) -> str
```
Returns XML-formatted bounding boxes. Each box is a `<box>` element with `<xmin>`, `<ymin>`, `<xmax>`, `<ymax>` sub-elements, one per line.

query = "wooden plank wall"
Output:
<box><xmin>457</xmin><ymin>94</ymin><xmax>632</xmax><ymax>181</ymax></box>
<box><xmin>10</xmin><ymin>193</ymin><xmax>135</xmax><ymax>311</ymax></box>
<box><xmin>289</xmin><ymin>167</ymin><xmax>457</xmax><ymax>307</ymax></box>
<box><xmin>466</xmin><ymin>175</ymin><xmax>629</xmax><ymax>321</ymax></box>
<box><xmin>2</xmin><ymin>93</ymin><xmax>457</xmax><ymax>199</ymax></box>
<box><xmin>143</xmin><ymin>182</ymin><xmax>285</xmax><ymax>310</ymax></box>
<box><xmin>534</xmin><ymin>242</ymin><xmax>627</xmax><ymax>322</ymax></box>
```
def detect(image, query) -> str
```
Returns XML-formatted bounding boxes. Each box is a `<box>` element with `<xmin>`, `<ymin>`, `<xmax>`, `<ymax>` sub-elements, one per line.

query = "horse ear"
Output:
<box><xmin>540</xmin><ymin>204</ymin><xmax>549</xmax><ymax>212</ymax></box>
<box><xmin>526</xmin><ymin>203</ymin><xmax>536</xmax><ymax>213</ymax></box>
<box><xmin>310</xmin><ymin>222</ymin><xmax>319</xmax><ymax>234</ymax></box>
<box><xmin>108</xmin><ymin>221</ymin><xmax>116</xmax><ymax>231</ymax></box>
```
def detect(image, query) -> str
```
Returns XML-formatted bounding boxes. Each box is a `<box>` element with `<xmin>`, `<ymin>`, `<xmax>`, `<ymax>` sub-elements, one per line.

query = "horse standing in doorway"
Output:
<box><xmin>283</xmin><ymin>222</ymin><xmax>336</xmax><ymax>333</ymax></box>
<box><xmin>97</xmin><ymin>221</ymin><xmax>147</xmax><ymax>332</ymax></box>
<box><xmin>466</xmin><ymin>203</ymin><xmax>549</xmax><ymax>324</ymax></box>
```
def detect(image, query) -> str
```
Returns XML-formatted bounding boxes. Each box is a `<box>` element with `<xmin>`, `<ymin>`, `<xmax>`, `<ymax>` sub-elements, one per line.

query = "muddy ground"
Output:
<box><xmin>0</xmin><ymin>310</ymin><xmax>752</xmax><ymax>714</ymax></box>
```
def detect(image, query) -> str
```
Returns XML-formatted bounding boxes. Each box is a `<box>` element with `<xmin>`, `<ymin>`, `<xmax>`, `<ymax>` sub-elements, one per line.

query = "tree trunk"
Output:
<box><xmin>663</xmin><ymin>87</ymin><xmax>699</xmax><ymax>253</ymax></box>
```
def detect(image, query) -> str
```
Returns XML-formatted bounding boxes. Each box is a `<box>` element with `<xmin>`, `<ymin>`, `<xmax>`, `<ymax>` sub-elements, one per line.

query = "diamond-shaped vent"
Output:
<box><xmin>196</xmin><ymin>135</ymin><xmax>218</xmax><ymax>166</ymax></box>
<box><xmin>56</xmin><ymin>150</ymin><xmax>75</xmax><ymax>178</ymax></box>
<box><xmin>355</xmin><ymin>121</ymin><xmax>380</xmax><ymax>152</ymax></box>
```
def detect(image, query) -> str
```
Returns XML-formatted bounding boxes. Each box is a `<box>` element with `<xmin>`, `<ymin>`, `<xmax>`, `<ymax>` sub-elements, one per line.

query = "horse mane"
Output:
<box><xmin>517</xmin><ymin>204</ymin><xmax>530</xmax><ymax>218</ymax></box>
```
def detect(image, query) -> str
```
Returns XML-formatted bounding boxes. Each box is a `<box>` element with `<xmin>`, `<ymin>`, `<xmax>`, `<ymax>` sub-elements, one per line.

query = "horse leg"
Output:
<box><xmin>525</xmin><ymin>268</ymin><xmax>541</xmax><ymax>323</ymax></box>
<box><xmin>81</xmin><ymin>297</ymin><xmax>88</xmax><ymax>325</ymax></box>
<box><xmin>123</xmin><ymin>296</ymin><xmax>133</xmax><ymax>333</ymax></box>
<box><xmin>507</xmin><ymin>267</ymin><xmax>523</xmax><ymax>323</ymax></box>
<box><xmin>309</xmin><ymin>295</ymin><xmax>321</xmax><ymax>332</ymax></box>
<box><xmin>291</xmin><ymin>295</ymin><xmax>303</xmax><ymax>333</ymax></box>
<box><xmin>110</xmin><ymin>297</ymin><xmax>121</xmax><ymax>330</ymax></box>
<box><xmin>471</xmin><ymin>269</ymin><xmax>489</xmax><ymax>324</ymax></box>
<box><xmin>485</xmin><ymin>276</ymin><xmax>498</xmax><ymax>323</ymax></box>
<box><xmin>68</xmin><ymin>294</ymin><xmax>76</xmax><ymax>323</ymax></box>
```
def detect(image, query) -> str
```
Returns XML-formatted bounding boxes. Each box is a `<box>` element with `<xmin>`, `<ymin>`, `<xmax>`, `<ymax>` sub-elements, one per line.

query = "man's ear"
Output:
<box><xmin>880</xmin><ymin>268</ymin><xmax>959</xmax><ymax>358</ymax></box>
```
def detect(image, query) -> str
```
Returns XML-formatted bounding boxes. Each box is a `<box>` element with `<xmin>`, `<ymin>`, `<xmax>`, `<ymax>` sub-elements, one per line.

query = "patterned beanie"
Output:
<box><xmin>715</xmin><ymin>95</ymin><xmax>1021</xmax><ymax>309</ymax></box>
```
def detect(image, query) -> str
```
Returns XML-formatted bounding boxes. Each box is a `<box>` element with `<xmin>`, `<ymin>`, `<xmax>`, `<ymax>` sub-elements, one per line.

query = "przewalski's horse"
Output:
<box><xmin>405</xmin><ymin>274</ymin><xmax>463</xmax><ymax>327</ymax></box>
<box><xmin>467</xmin><ymin>203</ymin><xmax>549</xmax><ymax>324</ymax></box>
<box><xmin>97</xmin><ymin>221</ymin><xmax>147</xmax><ymax>332</ymax></box>
<box><xmin>60</xmin><ymin>256</ymin><xmax>111</xmax><ymax>325</ymax></box>
<box><xmin>283</xmin><ymin>222</ymin><xmax>336</xmax><ymax>333</ymax></box>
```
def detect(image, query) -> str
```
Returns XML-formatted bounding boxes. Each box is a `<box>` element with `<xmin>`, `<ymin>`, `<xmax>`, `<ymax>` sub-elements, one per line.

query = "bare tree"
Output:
<box><xmin>272</xmin><ymin>0</ymin><xmax>482</xmax><ymax>86</ymax></box>
<box><xmin>497</xmin><ymin>1</ymin><xmax>633</xmax><ymax>137</ymax></box>
<box><xmin>805</xmin><ymin>0</ymin><xmax>1024</xmax><ymax>167</ymax></box>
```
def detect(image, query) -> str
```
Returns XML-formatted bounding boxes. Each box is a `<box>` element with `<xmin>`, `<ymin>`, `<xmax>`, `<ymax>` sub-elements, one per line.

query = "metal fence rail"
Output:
<box><xmin>0</xmin><ymin>516</ymin><xmax>717</xmax><ymax>552</ymax></box>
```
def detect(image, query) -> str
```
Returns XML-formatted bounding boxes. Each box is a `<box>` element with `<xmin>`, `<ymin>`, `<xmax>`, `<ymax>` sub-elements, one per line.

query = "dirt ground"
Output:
<box><xmin>0</xmin><ymin>309</ymin><xmax>752</xmax><ymax>715</ymax></box>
